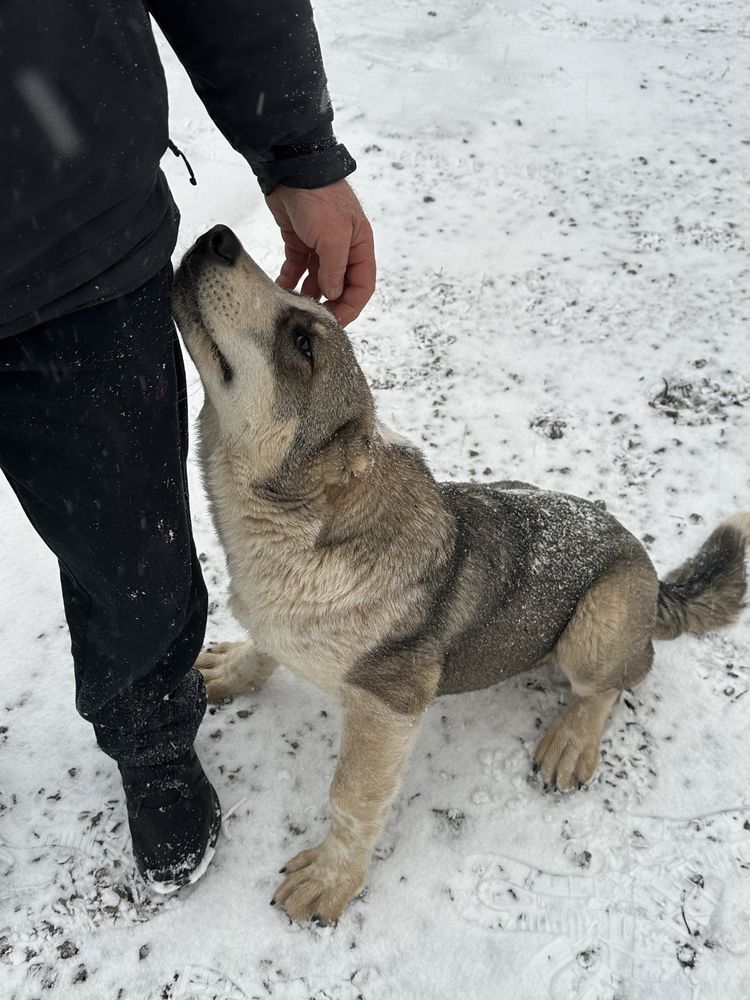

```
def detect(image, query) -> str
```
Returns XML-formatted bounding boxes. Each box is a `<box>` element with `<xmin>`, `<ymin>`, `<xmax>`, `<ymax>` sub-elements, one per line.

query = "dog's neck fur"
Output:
<box><xmin>219</xmin><ymin>431</ymin><xmax>453</xmax><ymax>557</ymax></box>
<box><xmin>206</xmin><ymin>416</ymin><xmax>446</xmax><ymax>572</ymax></box>
<box><xmin>319</xmin><ymin>438</ymin><xmax>454</xmax><ymax>554</ymax></box>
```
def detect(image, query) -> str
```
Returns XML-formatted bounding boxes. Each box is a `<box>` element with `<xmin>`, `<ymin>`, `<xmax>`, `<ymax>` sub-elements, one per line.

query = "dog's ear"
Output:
<box><xmin>314</xmin><ymin>418</ymin><xmax>374</xmax><ymax>487</ymax></box>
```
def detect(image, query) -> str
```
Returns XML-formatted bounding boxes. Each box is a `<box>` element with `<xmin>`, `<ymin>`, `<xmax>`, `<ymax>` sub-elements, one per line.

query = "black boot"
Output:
<box><xmin>119</xmin><ymin>749</ymin><xmax>221</xmax><ymax>894</ymax></box>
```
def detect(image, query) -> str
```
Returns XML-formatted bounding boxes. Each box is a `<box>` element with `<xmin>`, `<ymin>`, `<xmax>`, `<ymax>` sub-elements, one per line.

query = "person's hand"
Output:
<box><xmin>265</xmin><ymin>180</ymin><xmax>376</xmax><ymax>327</ymax></box>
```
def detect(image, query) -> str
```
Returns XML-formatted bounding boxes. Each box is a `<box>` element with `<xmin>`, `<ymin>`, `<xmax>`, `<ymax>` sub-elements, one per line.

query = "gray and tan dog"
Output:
<box><xmin>172</xmin><ymin>225</ymin><xmax>749</xmax><ymax>925</ymax></box>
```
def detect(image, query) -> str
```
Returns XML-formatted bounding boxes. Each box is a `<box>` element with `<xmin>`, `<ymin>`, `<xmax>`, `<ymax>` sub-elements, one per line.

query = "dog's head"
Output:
<box><xmin>172</xmin><ymin>225</ymin><xmax>374</xmax><ymax>496</ymax></box>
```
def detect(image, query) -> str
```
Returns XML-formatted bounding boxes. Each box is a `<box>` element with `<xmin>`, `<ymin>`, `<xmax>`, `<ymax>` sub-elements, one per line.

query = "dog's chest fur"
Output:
<box><xmin>205</xmin><ymin>471</ymin><xmax>411</xmax><ymax>694</ymax></box>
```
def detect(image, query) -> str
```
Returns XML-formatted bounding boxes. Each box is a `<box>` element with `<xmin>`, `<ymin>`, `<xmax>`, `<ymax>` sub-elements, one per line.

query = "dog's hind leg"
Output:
<box><xmin>534</xmin><ymin>555</ymin><xmax>658</xmax><ymax>791</ymax></box>
<box><xmin>196</xmin><ymin>640</ymin><xmax>278</xmax><ymax>700</ymax></box>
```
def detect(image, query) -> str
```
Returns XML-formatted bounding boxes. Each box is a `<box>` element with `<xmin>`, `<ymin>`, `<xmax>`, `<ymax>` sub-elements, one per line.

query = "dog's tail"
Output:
<box><xmin>654</xmin><ymin>513</ymin><xmax>750</xmax><ymax>640</ymax></box>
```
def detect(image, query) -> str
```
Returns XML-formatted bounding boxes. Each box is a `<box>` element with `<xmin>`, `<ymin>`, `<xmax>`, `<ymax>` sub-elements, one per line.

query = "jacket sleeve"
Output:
<box><xmin>146</xmin><ymin>0</ymin><xmax>356</xmax><ymax>194</ymax></box>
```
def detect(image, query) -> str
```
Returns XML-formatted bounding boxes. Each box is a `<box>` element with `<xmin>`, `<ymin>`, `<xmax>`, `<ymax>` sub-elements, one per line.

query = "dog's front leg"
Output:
<box><xmin>273</xmin><ymin>684</ymin><xmax>424</xmax><ymax>925</ymax></box>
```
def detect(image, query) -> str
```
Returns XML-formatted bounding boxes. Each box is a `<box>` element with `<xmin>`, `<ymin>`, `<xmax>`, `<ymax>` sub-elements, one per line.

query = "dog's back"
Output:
<box><xmin>427</xmin><ymin>482</ymin><xmax>654</xmax><ymax>694</ymax></box>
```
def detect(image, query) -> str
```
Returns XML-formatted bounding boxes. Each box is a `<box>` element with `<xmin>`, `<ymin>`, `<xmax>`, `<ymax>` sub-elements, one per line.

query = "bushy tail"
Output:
<box><xmin>654</xmin><ymin>513</ymin><xmax>750</xmax><ymax>640</ymax></box>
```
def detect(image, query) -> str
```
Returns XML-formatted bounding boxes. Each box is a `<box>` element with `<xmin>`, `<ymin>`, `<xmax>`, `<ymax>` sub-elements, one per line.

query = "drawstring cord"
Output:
<box><xmin>167</xmin><ymin>139</ymin><xmax>197</xmax><ymax>186</ymax></box>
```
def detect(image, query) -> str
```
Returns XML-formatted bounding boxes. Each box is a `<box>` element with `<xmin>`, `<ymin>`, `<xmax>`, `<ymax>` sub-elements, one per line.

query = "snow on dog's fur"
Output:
<box><xmin>172</xmin><ymin>225</ymin><xmax>749</xmax><ymax>925</ymax></box>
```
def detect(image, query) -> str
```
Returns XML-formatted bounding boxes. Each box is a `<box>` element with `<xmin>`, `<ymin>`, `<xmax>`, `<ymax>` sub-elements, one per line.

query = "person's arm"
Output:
<box><xmin>146</xmin><ymin>0</ymin><xmax>355</xmax><ymax>195</ymax></box>
<box><xmin>148</xmin><ymin>0</ymin><xmax>375</xmax><ymax>324</ymax></box>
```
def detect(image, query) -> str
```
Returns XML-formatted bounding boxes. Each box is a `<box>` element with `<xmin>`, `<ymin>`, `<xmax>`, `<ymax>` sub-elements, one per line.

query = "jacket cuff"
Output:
<box><xmin>249</xmin><ymin>141</ymin><xmax>357</xmax><ymax>196</ymax></box>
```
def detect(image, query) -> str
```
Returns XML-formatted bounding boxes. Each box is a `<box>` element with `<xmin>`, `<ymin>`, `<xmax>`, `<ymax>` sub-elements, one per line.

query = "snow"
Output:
<box><xmin>2</xmin><ymin>1</ymin><xmax>750</xmax><ymax>998</ymax></box>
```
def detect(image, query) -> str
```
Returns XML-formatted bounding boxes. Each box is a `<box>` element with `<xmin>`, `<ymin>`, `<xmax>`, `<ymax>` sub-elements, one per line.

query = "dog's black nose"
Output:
<box><xmin>194</xmin><ymin>224</ymin><xmax>242</xmax><ymax>265</ymax></box>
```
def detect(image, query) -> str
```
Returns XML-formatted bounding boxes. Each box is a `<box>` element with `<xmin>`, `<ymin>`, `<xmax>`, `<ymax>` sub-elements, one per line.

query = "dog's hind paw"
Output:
<box><xmin>195</xmin><ymin>640</ymin><xmax>277</xmax><ymax>701</ymax></box>
<box><xmin>534</xmin><ymin>689</ymin><xmax>621</xmax><ymax>791</ymax></box>
<box><xmin>272</xmin><ymin>841</ymin><xmax>367</xmax><ymax>926</ymax></box>
<box><xmin>534</xmin><ymin>724</ymin><xmax>599</xmax><ymax>792</ymax></box>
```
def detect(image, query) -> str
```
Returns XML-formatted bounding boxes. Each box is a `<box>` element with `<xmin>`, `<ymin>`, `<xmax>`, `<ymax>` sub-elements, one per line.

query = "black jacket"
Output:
<box><xmin>1</xmin><ymin>0</ymin><xmax>355</xmax><ymax>338</ymax></box>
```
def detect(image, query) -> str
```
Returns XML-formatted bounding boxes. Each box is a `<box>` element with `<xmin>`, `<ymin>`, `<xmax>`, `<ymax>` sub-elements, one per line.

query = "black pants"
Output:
<box><xmin>0</xmin><ymin>268</ymin><xmax>207</xmax><ymax>767</ymax></box>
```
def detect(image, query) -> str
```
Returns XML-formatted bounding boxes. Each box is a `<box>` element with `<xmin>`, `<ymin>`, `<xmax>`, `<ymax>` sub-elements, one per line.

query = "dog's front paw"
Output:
<box><xmin>195</xmin><ymin>640</ymin><xmax>277</xmax><ymax>701</ymax></box>
<box><xmin>195</xmin><ymin>641</ymin><xmax>246</xmax><ymax>700</ymax></box>
<box><xmin>272</xmin><ymin>840</ymin><xmax>367</xmax><ymax>925</ymax></box>
<box><xmin>195</xmin><ymin>640</ymin><xmax>276</xmax><ymax>701</ymax></box>
<box><xmin>534</xmin><ymin>719</ymin><xmax>600</xmax><ymax>791</ymax></box>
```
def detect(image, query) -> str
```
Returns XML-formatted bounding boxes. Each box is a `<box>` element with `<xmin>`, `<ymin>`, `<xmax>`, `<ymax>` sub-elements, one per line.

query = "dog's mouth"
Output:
<box><xmin>175</xmin><ymin>262</ymin><xmax>234</xmax><ymax>385</ymax></box>
<box><xmin>207</xmin><ymin>336</ymin><xmax>234</xmax><ymax>384</ymax></box>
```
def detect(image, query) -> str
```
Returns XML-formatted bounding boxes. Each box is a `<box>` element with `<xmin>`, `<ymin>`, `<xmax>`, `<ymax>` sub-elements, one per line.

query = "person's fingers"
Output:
<box><xmin>315</xmin><ymin>230</ymin><xmax>352</xmax><ymax>302</ymax></box>
<box><xmin>267</xmin><ymin>181</ymin><xmax>377</xmax><ymax>320</ymax></box>
<box><xmin>277</xmin><ymin>247</ymin><xmax>309</xmax><ymax>290</ymax></box>
<box><xmin>326</xmin><ymin>253</ymin><xmax>377</xmax><ymax>326</ymax></box>
<box><xmin>324</xmin><ymin>217</ymin><xmax>376</xmax><ymax>325</ymax></box>
<box><xmin>326</xmin><ymin>298</ymin><xmax>357</xmax><ymax>328</ymax></box>
<box><xmin>300</xmin><ymin>257</ymin><xmax>322</xmax><ymax>301</ymax></box>
<box><xmin>274</xmin><ymin>226</ymin><xmax>312</xmax><ymax>289</ymax></box>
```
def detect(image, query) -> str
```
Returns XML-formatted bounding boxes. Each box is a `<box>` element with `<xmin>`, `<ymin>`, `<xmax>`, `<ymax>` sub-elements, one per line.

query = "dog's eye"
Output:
<box><xmin>294</xmin><ymin>328</ymin><xmax>313</xmax><ymax>363</ymax></box>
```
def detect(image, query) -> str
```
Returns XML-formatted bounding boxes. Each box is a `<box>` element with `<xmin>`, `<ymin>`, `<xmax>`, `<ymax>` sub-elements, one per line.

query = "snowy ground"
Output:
<box><xmin>3</xmin><ymin>1</ymin><xmax>750</xmax><ymax>998</ymax></box>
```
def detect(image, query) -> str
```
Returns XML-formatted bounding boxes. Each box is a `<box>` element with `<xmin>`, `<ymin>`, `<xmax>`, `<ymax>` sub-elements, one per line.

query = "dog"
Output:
<box><xmin>171</xmin><ymin>224</ymin><xmax>749</xmax><ymax>925</ymax></box>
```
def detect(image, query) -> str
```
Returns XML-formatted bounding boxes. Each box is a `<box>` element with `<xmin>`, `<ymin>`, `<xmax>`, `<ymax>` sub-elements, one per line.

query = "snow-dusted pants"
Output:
<box><xmin>0</xmin><ymin>267</ymin><xmax>207</xmax><ymax>767</ymax></box>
